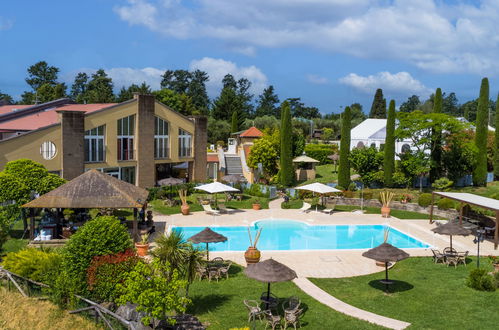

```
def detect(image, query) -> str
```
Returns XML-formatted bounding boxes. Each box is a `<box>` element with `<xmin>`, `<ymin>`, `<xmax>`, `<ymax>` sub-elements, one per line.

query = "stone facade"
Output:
<box><xmin>136</xmin><ymin>94</ymin><xmax>156</xmax><ymax>188</ymax></box>
<box><xmin>58</xmin><ymin>110</ymin><xmax>85</xmax><ymax>180</ymax></box>
<box><xmin>190</xmin><ymin>115</ymin><xmax>207</xmax><ymax>182</ymax></box>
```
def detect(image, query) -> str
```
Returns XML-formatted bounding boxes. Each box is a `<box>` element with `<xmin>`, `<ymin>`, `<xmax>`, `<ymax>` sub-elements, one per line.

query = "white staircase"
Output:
<box><xmin>225</xmin><ymin>155</ymin><xmax>243</xmax><ymax>175</ymax></box>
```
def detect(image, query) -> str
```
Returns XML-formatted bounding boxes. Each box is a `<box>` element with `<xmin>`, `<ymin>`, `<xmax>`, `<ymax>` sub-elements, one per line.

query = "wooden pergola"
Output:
<box><xmin>22</xmin><ymin>169</ymin><xmax>149</xmax><ymax>242</ymax></box>
<box><xmin>429</xmin><ymin>192</ymin><xmax>499</xmax><ymax>249</ymax></box>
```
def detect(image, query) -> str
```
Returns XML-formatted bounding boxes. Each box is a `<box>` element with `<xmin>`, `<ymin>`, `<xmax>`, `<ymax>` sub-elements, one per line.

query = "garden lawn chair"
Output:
<box><xmin>244</xmin><ymin>299</ymin><xmax>263</xmax><ymax>322</ymax></box>
<box><xmin>431</xmin><ymin>249</ymin><xmax>445</xmax><ymax>264</ymax></box>
<box><xmin>195</xmin><ymin>265</ymin><xmax>207</xmax><ymax>281</ymax></box>
<box><xmin>263</xmin><ymin>309</ymin><xmax>282</xmax><ymax>330</ymax></box>
<box><xmin>457</xmin><ymin>251</ymin><xmax>469</xmax><ymax>266</ymax></box>
<box><xmin>202</xmin><ymin>204</ymin><xmax>220</xmax><ymax>215</ymax></box>
<box><xmin>282</xmin><ymin>296</ymin><xmax>301</xmax><ymax>314</ymax></box>
<box><xmin>218</xmin><ymin>203</ymin><xmax>233</xmax><ymax>214</ymax></box>
<box><xmin>299</xmin><ymin>202</ymin><xmax>311</xmax><ymax>213</ymax></box>
<box><xmin>322</xmin><ymin>200</ymin><xmax>336</xmax><ymax>215</ymax></box>
<box><xmin>446</xmin><ymin>254</ymin><xmax>459</xmax><ymax>268</ymax></box>
<box><xmin>218</xmin><ymin>261</ymin><xmax>232</xmax><ymax>280</ymax></box>
<box><xmin>207</xmin><ymin>266</ymin><xmax>220</xmax><ymax>282</ymax></box>
<box><xmin>283</xmin><ymin>308</ymin><xmax>303</xmax><ymax>330</ymax></box>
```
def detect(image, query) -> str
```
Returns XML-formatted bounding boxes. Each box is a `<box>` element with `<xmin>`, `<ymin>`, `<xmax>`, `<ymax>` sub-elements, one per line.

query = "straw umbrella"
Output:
<box><xmin>431</xmin><ymin>222</ymin><xmax>471</xmax><ymax>250</ymax></box>
<box><xmin>188</xmin><ymin>227</ymin><xmax>227</xmax><ymax>261</ymax></box>
<box><xmin>362</xmin><ymin>243</ymin><xmax>409</xmax><ymax>292</ymax></box>
<box><xmin>244</xmin><ymin>259</ymin><xmax>297</xmax><ymax>309</ymax></box>
<box><xmin>158</xmin><ymin>177</ymin><xmax>184</xmax><ymax>199</ymax></box>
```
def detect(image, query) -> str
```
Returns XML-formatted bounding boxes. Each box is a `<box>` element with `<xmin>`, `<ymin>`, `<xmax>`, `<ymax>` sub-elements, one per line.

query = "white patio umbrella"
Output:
<box><xmin>295</xmin><ymin>182</ymin><xmax>341</xmax><ymax>211</ymax></box>
<box><xmin>196</xmin><ymin>182</ymin><xmax>239</xmax><ymax>207</ymax></box>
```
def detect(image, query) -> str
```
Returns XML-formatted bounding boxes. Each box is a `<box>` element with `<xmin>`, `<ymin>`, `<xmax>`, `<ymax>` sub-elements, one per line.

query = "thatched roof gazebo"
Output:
<box><xmin>22</xmin><ymin>169</ymin><xmax>148</xmax><ymax>241</ymax></box>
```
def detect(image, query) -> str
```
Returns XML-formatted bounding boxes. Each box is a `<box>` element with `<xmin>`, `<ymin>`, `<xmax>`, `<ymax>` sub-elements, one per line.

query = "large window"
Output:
<box><xmin>154</xmin><ymin>117</ymin><xmax>169</xmax><ymax>159</ymax></box>
<box><xmin>85</xmin><ymin>125</ymin><xmax>105</xmax><ymax>162</ymax></box>
<box><xmin>178</xmin><ymin>129</ymin><xmax>192</xmax><ymax>158</ymax></box>
<box><xmin>120</xmin><ymin>166</ymin><xmax>136</xmax><ymax>185</ymax></box>
<box><xmin>117</xmin><ymin>115</ymin><xmax>135</xmax><ymax>161</ymax></box>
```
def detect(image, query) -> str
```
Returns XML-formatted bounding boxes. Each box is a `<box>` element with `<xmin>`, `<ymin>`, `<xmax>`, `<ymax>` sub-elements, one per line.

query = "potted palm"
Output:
<box><xmin>380</xmin><ymin>191</ymin><xmax>394</xmax><ymax>218</ymax></box>
<box><xmin>245</xmin><ymin>227</ymin><xmax>262</xmax><ymax>264</ymax></box>
<box><xmin>179</xmin><ymin>188</ymin><xmax>189</xmax><ymax>215</ymax></box>
<box><xmin>135</xmin><ymin>233</ymin><xmax>149</xmax><ymax>257</ymax></box>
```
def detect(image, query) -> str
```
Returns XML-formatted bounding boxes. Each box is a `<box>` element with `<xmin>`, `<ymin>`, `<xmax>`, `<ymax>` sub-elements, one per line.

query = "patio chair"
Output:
<box><xmin>299</xmin><ymin>202</ymin><xmax>311</xmax><ymax>213</ymax></box>
<box><xmin>446</xmin><ymin>254</ymin><xmax>459</xmax><ymax>268</ymax></box>
<box><xmin>218</xmin><ymin>261</ymin><xmax>232</xmax><ymax>280</ymax></box>
<box><xmin>263</xmin><ymin>309</ymin><xmax>282</xmax><ymax>330</ymax></box>
<box><xmin>322</xmin><ymin>200</ymin><xmax>336</xmax><ymax>215</ymax></box>
<box><xmin>457</xmin><ymin>251</ymin><xmax>469</xmax><ymax>266</ymax></box>
<box><xmin>243</xmin><ymin>299</ymin><xmax>263</xmax><ymax>322</ymax></box>
<box><xmin>202</xmin><ymin>204</ymin><xmax>220</xmax><ymax>215</ymax></box>
<box><xmin>431</xmin><ymin>249</ymin><xmax>445</xmax><ymax>264</ymax></box>
<box><xmin>283</xmin><ymin>308</ymin><xmax>303</xmax><ymax>330</ymax></box>
<box><xmin>195</xmin><ymin>265</ymin><xmax>207</xmax><ymax>281</ymax></box>
<box><xmin>282</xmin><ymin>296</ymin><xmax>301</xmax><ymax>314</ymax></box>
<box><xmin>211</xmin><ymin>257</ymin><xmax>224</xmax><ymax>264</ymax></box>
<box><xmin>207</xmin><ymin>266</ymin><xmax>220</xmax><ymax>282</ymax></box>
<box><xmin>218</xmin><ymin>203</ymin><xmax>233</xmax><ymax>214</ymax></box>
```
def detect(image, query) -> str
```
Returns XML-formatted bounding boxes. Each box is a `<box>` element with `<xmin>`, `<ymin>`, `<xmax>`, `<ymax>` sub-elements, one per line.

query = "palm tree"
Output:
<box><xmin>151</xmin><ymin>231</ymin><xmax>189</xmax><ymax>279</ymax></box>
<box><xmin>183</xmin><ymin>244</ymin><xmax>206</xmax><ymax>298</ymax></box>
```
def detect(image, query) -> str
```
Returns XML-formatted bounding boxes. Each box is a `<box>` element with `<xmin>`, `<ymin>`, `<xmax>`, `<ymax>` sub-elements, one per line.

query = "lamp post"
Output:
<box><xmin>473</xmin><ymin>229</ymin><xmax>485</xmax><ymax>268</ymax></box>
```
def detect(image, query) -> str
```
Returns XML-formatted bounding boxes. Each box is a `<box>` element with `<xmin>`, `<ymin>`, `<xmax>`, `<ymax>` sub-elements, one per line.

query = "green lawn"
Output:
<box><xmin>301</xmin><ymin>164</ymin><xmax>338</xmax><ymax>185</ymax></box>
<box><xmin>187</xmin><ymin>263</ymin><xmax>381</xmax><ymax>329</ymax></box>
<box><xmin>310</xmin><ymin>257</ymin><xmax>499</xmax><ymax>330</ymax></box>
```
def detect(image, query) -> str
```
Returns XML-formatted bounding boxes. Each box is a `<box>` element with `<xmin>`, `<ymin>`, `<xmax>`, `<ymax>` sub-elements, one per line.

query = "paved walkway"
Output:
<box><xmin>293</xmin><ymin>278</ymin><xmax>411</xmax><ymax>330</ymax></box>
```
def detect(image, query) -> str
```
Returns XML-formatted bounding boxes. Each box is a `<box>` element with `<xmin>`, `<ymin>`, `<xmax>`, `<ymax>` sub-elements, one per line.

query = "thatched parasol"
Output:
<box><xmin>188</xmin><ymin>227</ymin><xmax>227</xmax><ymax>260</ymax></box>
<box><xmin>431</xmin><ymin>222</ymin><xmax>471</xmax><ymax>250</ymax></box>
<box><xmin>158</xmin><ymin>177</ymin><xmax>184</xmax><ymax>199</ymax></box>
<box><xmin>244</xmin><ymin>259</ymin><xmax>297</xmax><ymax>309</ymax></box>
<box><xmin>362</xmin><ymin>243</ymin><xmax>409</xmax><ymax>292</ymax></box>
<box><xmin>221</xmin><ymin>174</ymin><xmax>247</xmax><ymax>183</ymax></box>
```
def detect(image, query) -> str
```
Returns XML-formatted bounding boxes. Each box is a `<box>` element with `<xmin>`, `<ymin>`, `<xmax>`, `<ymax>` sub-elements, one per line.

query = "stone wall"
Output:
<box><xmin>58</xmin><ymin>110</ymin><xmax>85</xmax><ymax>180</ymax></box>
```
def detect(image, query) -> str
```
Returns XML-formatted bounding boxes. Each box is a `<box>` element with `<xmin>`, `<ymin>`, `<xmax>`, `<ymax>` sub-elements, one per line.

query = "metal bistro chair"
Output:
<box><xmin>283</xmin><ymin>308</ymin><xmax>303</xmax><ymax>330</ymax></box>
<box><xmin>431</xmin><ymin>249</ymin><xmax>446</xmax><ymax>264</ymax></box>
<box><xmin>457</xmin><ymin>251</ymin><xmax>469</xmax><ymax>267</ymax></box>
<box><xmin>243</xmin><ymin>299</ymin><xmax>263</xmax><ymax>322</ymax></box>
<box><xmin>263</xmin><ymin>309</ymin><xmax>282</xmax><ymax>330</ymax></box>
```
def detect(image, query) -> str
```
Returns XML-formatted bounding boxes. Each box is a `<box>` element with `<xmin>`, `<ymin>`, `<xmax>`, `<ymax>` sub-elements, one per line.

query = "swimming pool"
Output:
<box><xmin>173</xmin><ymin>219</ymin><xmax>429</xmax><ymax>251</ymax></box>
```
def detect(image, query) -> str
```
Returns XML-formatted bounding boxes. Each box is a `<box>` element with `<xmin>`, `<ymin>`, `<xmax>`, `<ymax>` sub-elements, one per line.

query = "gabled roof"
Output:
<box><xmin>240</xmin><ymin>126</ymin><xmax>263</xmax><ymax>138</ymax></box>
<box><xmin>207</xmin><ymin>154</ymin><xmax>219</xmax><ymax>163</ymax></box>
<box><xmin>351</xmin><ymin>119</ymin><xmax>387</xmax><ymax>140</ymax></box>
<box><xmin>0</xmin><ymin>105</ymin><xmax>32</xmax><ymax>116</ymax></box>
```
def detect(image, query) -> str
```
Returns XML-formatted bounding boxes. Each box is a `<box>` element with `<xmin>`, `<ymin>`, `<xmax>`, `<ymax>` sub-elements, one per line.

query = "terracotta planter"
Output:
<box><xmin>181</xmin><ymin>203</ymin><xmax>190</xmax><ymax>215</ymax></box>
<box><xmin>252</xmin><ymin>203</ymin><xmax>261</xmax><ymax>211</ymax></box>
<box><xmin>135</xmin><ymin>243</ymin><xmax>149</xmax><ymax>257</ymax></box>
<box><xmin>381</xmin><ymin>206</ymin><xmax>391</xmax><ymax>218</ymax></box>
<box><xmin>244</xmin><ymin>247</ymin><xmax>261</xmax><ymax>265</ymax></box>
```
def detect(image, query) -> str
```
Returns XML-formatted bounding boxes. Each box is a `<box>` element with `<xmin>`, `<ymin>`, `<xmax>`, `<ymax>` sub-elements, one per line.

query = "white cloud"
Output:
<box><xmin>339</xmin><ymin>71</ymin><xmax>431</xmax><ymax>97</ymax></box>
<box><xmin>189</xmin><ymin>57</ymin><xmax>267</xmax><ymax>96</ymax></box>
<box><xmin>0</xmin><ymin>17</ymin><xmax>13</xmax><ymax>31</ymax></box>
<box><xmin>307</xmin><ymin>74</ymin><xmax>328</xmax><ymax>85</ymax></box>
<box><xmin>114</xmin><ymin>0</ymin><xmax>499</xmax><ymax>75</ymax></box>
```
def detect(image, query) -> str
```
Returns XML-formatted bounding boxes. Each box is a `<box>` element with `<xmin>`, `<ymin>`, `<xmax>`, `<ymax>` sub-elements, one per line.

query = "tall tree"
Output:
<box><xmin>255</xmin><ymin>85</ymin><xmax>280</xmax><ymax>117</ymax></box>
<box><xmin>473</xmin><ymin>78</ymin><xmax>489</xmax><ymax>186</ymax></box>
<box><xmin>430</xmin><ymin>88</ymin><xmax>443</xmax><ymax>182</ymax></box>
<box><xmin>287</xmin><ymin>97</ymin><xmax>321</xmax><ymax>119</ymax></box>
<box><xmin>338</xmin><ymin>106</ymin><xmax>352</xmax><ymax>188</ymax></box>
<box><xmin>349</xmin><ymin>103</ymin><xmax>367</xmax><ymax>127</ymax></box>
<box><xmin>70</xmin><ymin>72</ymin><xmax>89</xmax><ymax>103</ymax></box>
<box><xmin>212</xmin><ymin>74</ymin><xmax>238</xmax><ymax>121</ymax></box>
<box><xmin>494</xmin><ymin>93</ymin><xmax>499</xmax><ymax>180</ymax></box>
<box><xmin>116</xmin><ymin>82</ymin><xmax>151</xmax><ymax>102</ymax></box>
<box><xmin>399</xmin><ymin>95</ymin><xmax>421</xmax><ymax>113</ymax></box>
<box><xmin>279</xmin><ymin>101</ymin><xmax>294</xmax><ymax>186</ymax></box>
<box><xmin>231</xmin><ymin>110</ymin><xmax>239</xmax><ymax>133</ymax></box>
<box><xmin>36</xmin><ymin>83</ymin><xmax>67</xmax><ymax>103</ymax></box>
<box><xmin>153</xmin><ymin>89</ymin><xmax>196</xmax><ymax>116</ymax></box>
<box><xmin>86</xmin><ymin>69</ymin><xmax>115</xmax><ymax>103</ymax></box>
<box><xmin>0</xmin><ymin>90</ymin><xmax>13</xmax><ymax>104</ymax></box>
<box><xmin>160</xmin><ymin>69</ymin><xmax>191</xmax><ymax>94</ymax></box>
<box><xmin>369</xmin><ymin>88</ymin><xmax>386</xmax><ymax>118</ymax></box>
<box><xmin>443</xmin><ymin>92</ymin><xmax>460</xmax><ymax>116</ymax></box>
<box><xmin>25</xmin><ymin>61</ymin><xmax>59</xmax><ymax>91</ymax></box>
<box><xmin>384</xmin><ymin>100</ymin><xmax>396</xmax><ymax>187</ymax></box>
<box><xmin>187</xmin><ymin>70</ymin><xmax>210</xmax><ymax>115</ymax></box>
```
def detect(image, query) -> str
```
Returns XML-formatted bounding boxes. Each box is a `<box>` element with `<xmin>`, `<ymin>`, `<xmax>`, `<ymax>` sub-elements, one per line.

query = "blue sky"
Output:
<box><xmin>1</xmin><ymin>0</ymin><xmax>498</xmax><ymax>114</ymax></box>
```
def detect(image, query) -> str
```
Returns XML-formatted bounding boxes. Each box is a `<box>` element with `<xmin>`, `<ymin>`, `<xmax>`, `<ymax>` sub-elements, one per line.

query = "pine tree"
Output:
<box><xmin>473</xmin><ymin>78</ymin><xmax>489</xmax><ymax>186</ymax></box>
<box><xmin>338</xmin><ymin>106</ymin><xmax>351</xmax><ymax>189</ymax></box>
<box><xmin>430</xmin><ymin>88</ymin><xmax>443</xmax><ymax>182</ymax></box>
<box><xmin>86</xmin><ymin>69</ymin><xmax>115</xmax><ymax>103</ymax></box>
<box><xmin>231</xmin><ymin>110</ymin><xmax>239</xmax><ymax>133</ymax></box>
<box><xmin>494</xmin><ymin>93</ymin><xmax>499</xmax><ymax>180</ymax></box>
<box><xmin>255</xmin><ymin>85</ymin><xmax>280</xmax><ymax>117</ymax></box>
<box><xmin>70</xmin><ymin>72</ymin><xmax>89</xmax><ymax>103</ymax></box>
<box><xmin>279</xmin><ymin>101</ymin><xmax>294</xmax><ymax>187</ymax></box>
<box><xmin>384</xmin><ymin>100</ymin><xmax>396</xmax><ymax>187</ymax></box>
<box><xmin>369</xmin><ymin>89</ymin><xmax>387</xmax><ymax>118</ymax></box>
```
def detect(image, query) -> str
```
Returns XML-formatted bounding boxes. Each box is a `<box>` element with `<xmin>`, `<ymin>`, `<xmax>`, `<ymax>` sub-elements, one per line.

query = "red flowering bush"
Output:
<box><xmin>87</xmin><ymin>249</ymin><xmax>139</xmax><ymax>302</ymax></box>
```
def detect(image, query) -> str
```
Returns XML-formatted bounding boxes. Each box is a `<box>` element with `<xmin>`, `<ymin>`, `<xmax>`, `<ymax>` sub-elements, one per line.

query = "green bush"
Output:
<box><xmin>433</xmin><ymin>177</ymin><xmax>454</xmax><ymax>190</ymax></box>
<box><xmin>1</xmin><ymin>247</ymin><xmax>61</xmax><ymax>282</ymax></box>
<box><xmin>244</xmin><ymin>184</ymin><xmax>269</xmax><ymax>197</ymax></box>
<box><xmin>343</xmin><ymin>190</ymin><xmax>354</xmax><ymax>198</ymax></box>
<box><xmin>392</xmin><ymin>172</ymin><xmax>410</xmax><ymax>187</ymax></box>
<box><xmin>61</xmin><ymin>216</ymin><xmax>133</xmax><ymax>294</ymax></box>
<box><xmin>304</xmin><ymin>144</ymin><xmax>337</xmax><ymax>165</ymax></box>
<box><xmin>466</xmin><ymin>268</ymin><xmax>496</xmax><ymax>291</ymax></box>
<box><xmin>418</xmin><ymin>193</ymin><xmax>433</xmax><ymax>207</ymax></box>
<box><xmin>362</xmin><ymin>191</ymin><xmax>373</xmax><ymax>200</ymax></box>
<box><xmin>437</xmin><ymin>198</ymin><xmax>455</xmax><ymax>210</ymax></box>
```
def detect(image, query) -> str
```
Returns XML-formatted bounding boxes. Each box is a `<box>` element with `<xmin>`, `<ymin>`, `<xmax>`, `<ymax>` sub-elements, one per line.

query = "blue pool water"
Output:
<box><xmin>173</xmin><ymin>219</ymin><xmax>429</xmax><ymax>252</ymax></box>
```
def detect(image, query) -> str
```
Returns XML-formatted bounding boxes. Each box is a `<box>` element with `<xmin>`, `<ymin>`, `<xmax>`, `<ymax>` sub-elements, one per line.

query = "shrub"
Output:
<box><xmin>304</xmin><ymin>144</ymin><xmax>337</xmax><ymax>165</ymax></box>
<box><xmin>437</xmin><ymin>198</ymin><xmax>455</xmax><ymax>210</ymax></box>
<box><xmin>362</xmin><ymin>191</ymin><xmax>373</xmax><ymax>200</ymax></box>
<box><xmin>418</xmin><ymin>193</ymin><xmax>433</xmax><ymax>207</ymax></box>
<box><xmin>466</xmin><ymin>268</ymin><xmax>496</xmax><ymax>291</ymax></box>
<box><xmin>1</xmin><ymin>248</ymin><xmax>61</xmax><ymax>282</ymax></box>
<box><xmin>87</xmin><ymin>249</ymin><xmax>139</xmax><ymax>302</ymax></box>
<box><xmin>347</xmin><ymin>182</ymin><xmax>357</xmax><ymax>191</ymax></box>
<box><xmin>343</xmin><ymin>190</ymin><xmax>355</xmax><ymax>198</ymax></box>
<box><xmin>244</xmin><ymin>184</ymin><xmax>269</xmax><ymax>198</ymax></box>
<box><xmin>61</xmin><ymin>216</ymin><xmax>133</xmax><ymax>293</ymax></box>
<box><xmin>433</xmin><ymin>177</ymin><xmax>454</xmax><ymax>190</ymax></box>
<box><xmin>392</xmin><ymin>172</ymin><xmax>411</xmax><ymax>188</ymax></box>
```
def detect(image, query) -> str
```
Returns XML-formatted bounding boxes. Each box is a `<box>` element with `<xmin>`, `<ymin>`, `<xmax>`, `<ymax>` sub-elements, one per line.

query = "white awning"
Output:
<box><xmin>433</xmin><ymin>192</ymin><xmax>499</xmax><ymax>212</ymax></box>
<box><xmin>195</xmin><ymin>182</ymin><xmax>239</xmax><ymax>194</ymax></box>
<box><xmin>295</xmin><ymin>182</ymin><xmax>341</xmax><ymax>194</ymax></box>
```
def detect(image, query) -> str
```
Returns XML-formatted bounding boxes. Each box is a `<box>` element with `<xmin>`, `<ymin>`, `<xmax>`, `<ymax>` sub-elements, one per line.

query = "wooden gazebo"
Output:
<box><xmin>429</xmin><ymin>192</ymin><xmax>499</xmax><ymax>249</ymax></box>
<box><xmin>22</xmin><ymin>169</ymin><xmax>149</xmax><ymax>241</ymax></box>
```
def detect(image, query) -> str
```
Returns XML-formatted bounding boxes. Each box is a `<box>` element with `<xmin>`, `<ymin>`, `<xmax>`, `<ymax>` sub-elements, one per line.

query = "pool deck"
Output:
<box><xmin>151</xmin><ymin>202</ymin><xmax>499</xmax><ymax>279</ymax></box>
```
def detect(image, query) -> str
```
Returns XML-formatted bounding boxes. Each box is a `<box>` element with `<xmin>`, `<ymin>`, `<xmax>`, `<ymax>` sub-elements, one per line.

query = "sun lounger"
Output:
<box><xmin>202</xmin><ymin>204</ymin><xmax>220</xmax><ymax>215</ymax></box>
<box><xmin>322</xmin><ymin>200</ymin><xmax>337</xmax><ymax>214</ymax></box>
<box><xmin>218</xmin><ymin>203</ymin><xmax>233</xmax><ymax>214</ymax></box>
<box><xmin>299</xmin><ymin>202</ymin><xmax>311</xmax><ymax>213</ymax></box>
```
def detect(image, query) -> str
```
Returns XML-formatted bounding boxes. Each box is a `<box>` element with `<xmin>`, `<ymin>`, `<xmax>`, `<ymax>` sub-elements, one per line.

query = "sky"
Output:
<box><xmin>1</xmin><ymin>0</ymin><xmax>499</xmax><ymax>115</ymax></box>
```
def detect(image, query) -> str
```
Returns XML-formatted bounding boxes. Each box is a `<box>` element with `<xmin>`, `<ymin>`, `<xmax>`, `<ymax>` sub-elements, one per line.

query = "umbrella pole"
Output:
<box><xmin>206</xmin><ymin>242</ymin><xmax>209</xmax><ymax>261</ymax></box>
<box><xmin>450</xmin><ymin>235</ymin><xmax>453</xmax><ymax>250</ymax></box>
<box><xmin>385</xmin><ymin>262</ymin><xmax>389</xmax><ymax>293</ymax></box>
<box><xmin>266</xmin><ymin>282</ymin><xmax>271</xmax><ymax>310</ymax></box>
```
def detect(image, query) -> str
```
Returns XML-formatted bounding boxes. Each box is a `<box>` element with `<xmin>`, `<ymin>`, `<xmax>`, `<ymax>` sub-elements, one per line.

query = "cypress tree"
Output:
<box><xmin>430</xmin><ymin>88</ymin><xmax>443</xmax><ymax>183</ymax></box>
<box><xmin>231</xmin><ymin>110</ymin><xmax>239</xmax><ymax>133</ymax></box>
<box><xmin>384</xmin><ymin>100</ymin><xmax>396</xmax><ymax>187</ymax></box>
<box><xmin>473</xmin><ymin>78</ymin><xmax>489</xmax><ymax>186</ymax></box>
<box><xmin>494</xmin><ymin>93</ymin><xmax>499</xmax><ymax>180</ymax></box>
<box><xmin>279</xmin><ymin>101</ymin><xmax>294</xmax><ymax>186</ymax></box>
<box><xmin>338</xmin><ymin>106</ymin><xmax>352</xmax><ymax>189</ymax></box>
<box><xmin>369</xmin><ymin>88</ymin><xmax>387</xmax><ymax>118</ymax></box>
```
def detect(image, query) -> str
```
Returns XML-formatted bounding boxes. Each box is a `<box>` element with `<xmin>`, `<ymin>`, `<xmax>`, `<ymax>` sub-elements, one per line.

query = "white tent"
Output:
<box><xmin>295</xmin><ymin>183</ymin><xmax>340</xmax><ymax>211</ymax></box>
<box><xmin>196</xmin><ymin>182</ymin><xmax>239</xmax><ymax>194</ymax></box>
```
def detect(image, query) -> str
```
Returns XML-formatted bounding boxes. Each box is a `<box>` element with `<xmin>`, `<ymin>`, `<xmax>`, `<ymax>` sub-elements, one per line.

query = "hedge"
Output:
<box><xmin>304</xmin><ymin>144</ymin><xmax>338</xmax><ymax>165</ymax></box>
